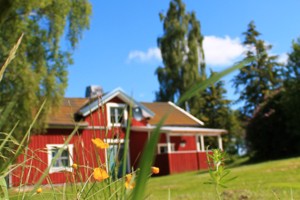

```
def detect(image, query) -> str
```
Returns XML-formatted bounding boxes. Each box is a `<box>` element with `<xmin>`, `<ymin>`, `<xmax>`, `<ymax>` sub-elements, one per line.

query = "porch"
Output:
<box><xmin>154</xmin><ymin>128</ymin><xmax>226</xmax><ymax>175</ymax></box>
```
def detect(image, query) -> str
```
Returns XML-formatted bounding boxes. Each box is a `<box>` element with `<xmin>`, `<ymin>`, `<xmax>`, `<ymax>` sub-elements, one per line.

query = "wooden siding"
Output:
<box><xmin>169</xmin><ymin>153</ymin><xmax>199</xmax><ymax>174</ymax></box>
<box><xmin>11</xmin><ymin>129</ymin><xmax>110</xmax><ymax>186</ymax></box>
<box><xmin>197</xmin><ymin>152</ymin><xmax>211</xmax><ymax>169</ymax></box>
<box><xmin>156</xmin><ymin>152</ymin><xmax>211</xmax><ymax>175</ymax></box>
<box><xmin>129</xmin><ymin>131</ymin><xmax>148</xmax><ymax>169</ymax></box>
<box><xmin>170</xmin><ymin>135</ymin><xmax>197</xmax><ymax>151</ymax></box>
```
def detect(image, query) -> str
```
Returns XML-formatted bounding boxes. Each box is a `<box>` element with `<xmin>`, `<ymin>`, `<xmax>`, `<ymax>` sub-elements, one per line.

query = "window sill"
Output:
<box><xmin>49</xmin><ymin>167</ymin><xmax>73</xmax><ymax>174</ymax></box>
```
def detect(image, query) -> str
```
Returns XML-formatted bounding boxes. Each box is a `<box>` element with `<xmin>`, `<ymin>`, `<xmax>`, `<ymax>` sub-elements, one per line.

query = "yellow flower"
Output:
<box><xmin>36</xmin><ymin>187</ymin><xmax>42</xmax><ymax>194</ymax></box>
<box><xmin>92</xmin><ymin>138</ymin><xmax>109</xmax><ymax>149</ymax></box>
<box><xmin>151</xmin><ymin>166</ymin><xmax>160</xmax><ymax>174</ymax></box>
<box><xmin>125</xmin><ymin>174</ymin><xmax>135</xmax><ymax>189</ymax></box>
<box><xmin>72</xmin><ymin>163</ymin><xmax>78</xmax><ymax>170</ymax></box>
<box><xmin>125</xmin><ymin>174</ymin><xmax>132</xmax><ymax>182</ymax></box>
<box><xmin>93</xmin><ymin>168</ymin><xmax>109</xmax><ymax>181</ymax></box>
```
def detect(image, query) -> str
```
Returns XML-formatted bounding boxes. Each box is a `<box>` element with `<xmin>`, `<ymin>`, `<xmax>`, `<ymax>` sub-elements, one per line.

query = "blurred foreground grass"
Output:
<box><xmin>9</xmin><ymin>156</ymin><xmax>300</xmax><ymax>199</ymax></box>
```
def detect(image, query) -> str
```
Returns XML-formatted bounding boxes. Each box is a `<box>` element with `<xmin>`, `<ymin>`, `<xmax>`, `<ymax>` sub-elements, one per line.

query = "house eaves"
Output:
<box><xmin>131</xmin><ymin>125</ymin><xmax>227</xmax><ymax>135</ymax></box>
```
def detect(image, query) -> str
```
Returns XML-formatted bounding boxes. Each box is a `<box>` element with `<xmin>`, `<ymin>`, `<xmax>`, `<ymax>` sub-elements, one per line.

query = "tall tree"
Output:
<box><xmin>233</xmin><ymin>21</ymin><xmax>283</xmax><ymax>116</ymax></box>
<box><xmin>156</xmin><ymin>0</ymin><xmax>246</xmax><ymax>154</ymax></box>
<box><xmin>156</xmin><ymin>0</ymin><xmax>205</xmax><ymax>107</ymax></box>
<box><xmin>191</xmin><ymin>71</ymin><xmax>229</xmax><ymax>127</ymax></box>
<box><xmin>194</xmin><ymin>71</ymin><xmax>243</xmax><ymax>154</ymax></box>
<box><xmin>286</xmin><ymin>37</ymin><xmax>300</xmax><ymax>79</ymax></box>
<box><xmin>0</xmin><ymin>1</ymin><xmax>92</xmax><ymax>138</ymax></box>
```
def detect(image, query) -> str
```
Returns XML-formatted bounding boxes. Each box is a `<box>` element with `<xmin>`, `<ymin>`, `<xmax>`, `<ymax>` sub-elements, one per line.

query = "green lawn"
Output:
<box><xmin>9</xmin><ymin>157</ymin><xmax>300</xmax><ymax>199</ymax></box>
<box><xmin>146</xmin><ymin>157</ymin><xmax>300</xmax><ymax>200</ymax></box>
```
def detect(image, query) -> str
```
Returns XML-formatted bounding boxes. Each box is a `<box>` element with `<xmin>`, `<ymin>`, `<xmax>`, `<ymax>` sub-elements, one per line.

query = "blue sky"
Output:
<box><xmin>65</xmin><ymin>0</ymin><xmax>300</xmax><ymax>105</ymax></box>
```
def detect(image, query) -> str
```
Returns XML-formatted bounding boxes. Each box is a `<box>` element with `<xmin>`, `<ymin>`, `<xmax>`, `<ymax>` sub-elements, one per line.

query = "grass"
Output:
<box><xmin>8</xmin><ymin>156</ymin><xmax>300</xmax><ymax>199</ymax></box>
<box><xmin>145</xmin><ymin>156</ymin><xmax>300</xmax><ymax>200</ymax></box>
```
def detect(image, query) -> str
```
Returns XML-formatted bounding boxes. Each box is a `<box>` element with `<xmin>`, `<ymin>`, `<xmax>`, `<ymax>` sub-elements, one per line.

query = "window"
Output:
<box><xmin>110</xmin><ymin>107</ymin><xmax>124</xmax><ymax>123</ymax></box>
<box><xmin>157</xmin><ymin>143</ymin><xmax>175</xmax><ymax>154</ymax></box>
<box><xmin>106</xmin><ymin>103</ymin><xmax>128</xmax><ymax>127</ymax></box>
<box><xmin>46</xmin><ymin>144</ymin><xmax>73</xmax><ymax>173</ymax></box>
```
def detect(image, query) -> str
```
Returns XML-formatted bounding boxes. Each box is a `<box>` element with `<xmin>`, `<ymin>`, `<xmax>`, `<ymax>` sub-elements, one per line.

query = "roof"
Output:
<box><xmin>141</xmin><ymin>102</ymin><xmax>204</xmax><ymax>126</ymax></box>
<box><xmin>47</xmin><ymin>98</ymin><xmax>89</xmax><ymax>127</ymax></box>
<box><xmin>79</xmin><ymin>88</ymin><xmax>154</xmax><ymax>118</ymax></box>
<box><xmin>46</xmin><ymin>89</ymin><xmax>206</xmax><ymax>129</ymax></box>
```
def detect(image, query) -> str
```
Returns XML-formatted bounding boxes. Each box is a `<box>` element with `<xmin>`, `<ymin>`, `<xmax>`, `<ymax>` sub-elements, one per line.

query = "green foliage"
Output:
<box><xmin>246</xmin><ymin>81</ymin><xmax>300</xmax><ymax>160</ymax></box>
<box><xmin>233</xmin><ymin>21</ymin><xmax>283</xmax><ymax>116</ymax></box>
<box><xmin>246</xmin><ymin>35</ymin><xmax>300</xmax><ymax>161</ymax></box>
<box><xmin>246</xmin><ymin>91</ymin><xmax>287</xmax><ymax>160</ymax></box>
<box><xmin>223</xmin><ymin>110</ymin><xmax>245</xmax><ymax>155</ymax></box>
<box><xmin>156</xmin><ymin>0</ymin><xmax>205</xmax><ymax>106</ymax></box>
<box><xmin>0</xmin><ymin>0</ymin><xmax>92</xmax><ymax>140</ymax></box>
<box><xmin>286</xmin><ymin>37</ymin><xmax>300</xmax><ymax>79</ymax></box>
<box><xmin>205</xmin><ymin>149</ymin><xmax>237</xmax><ymax>200</ymax></box>
<box><xmin>198</xmin><ymin>74</ymin><xmax>230</xmax><ymax>128</ymax></box>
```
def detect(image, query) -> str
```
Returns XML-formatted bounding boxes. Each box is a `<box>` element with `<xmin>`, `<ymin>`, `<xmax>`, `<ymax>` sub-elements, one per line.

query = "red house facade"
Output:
<box><xmin>10</xmin><ymin>88</ymin><xmax>226</xmax><ymax>186</ymax></box>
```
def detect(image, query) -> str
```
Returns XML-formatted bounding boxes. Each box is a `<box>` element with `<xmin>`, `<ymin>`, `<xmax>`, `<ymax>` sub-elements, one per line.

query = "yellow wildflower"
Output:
<box><xmin>36</xmin><ymin>187</ymin><xmax>42</xmax><ymax>194</ymax></box>
<box><xmin>151</xmin><ymin>166</ymin><xmax>160</xmax><ymax>174</ymax></box>
<box><xmin>125</xmin><ymin>174</ymin><xmax>135</xmax><ymax>189</ymax></box>
<box><xmin>72</xmin><ymin>163</ymin><xmax>78</xmax><ymax>170</ymax></box>
<box><xmin>92</xmin><ymin>138</ymin><xmax>109</xmax><ymax>149</ymax></box>
<box><xmin>93</xmin><ymin>168</ymin><xmax>109</xmax><ymax>181</ymax></box>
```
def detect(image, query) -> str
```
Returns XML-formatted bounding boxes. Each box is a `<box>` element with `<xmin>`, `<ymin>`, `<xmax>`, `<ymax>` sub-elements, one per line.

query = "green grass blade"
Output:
<box><xmin>0</xmin><ymin>96</ymin><xmax>19</xmax><ymax>130</ymax></box>
<box><xmin>0</xmin><ymin>177</ymin><xmax>9</xmax><ymax>200</ymax></box>
<box><xmin>0</xmin><ymin>33</ymin><xmax>23</xmax><ymax>82</ymax></box>
<box><xmin>177</xmin><ymin>56</ymin><xmax>255</xmax><ymax>106</ymax></box>
<box><xmin>0</xmin><ymin>122</ymin><xmax>19</xmax><ymax>152</ymax></box>
<box><xmin>121</xmin><ymin>106</ymin><xmax>132</xmax><ymax>199</ymax></box>
<box><xmin>131</xmin><ymin>114</ymin><xmax>168</xmax><ymax>200</ymax></box>
<box><xmin>0</xmin><ymin>100</ymin><xmax>47</xmax><ymax>176</ymax></box>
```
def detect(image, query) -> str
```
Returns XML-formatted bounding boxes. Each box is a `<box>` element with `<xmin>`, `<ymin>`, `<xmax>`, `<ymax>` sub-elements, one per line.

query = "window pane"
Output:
<box><xmin>110</xmin><ymin>107</ymin><xmax>124</xmax><ymax>124</ymax></box>
<box><xmin>52</xmin><ymin>148</ymin><xmax>70</xmax><ymax>167</ymax></box>
<box><xmin>160</xmin><ymin>146</ymin><xmax>167</xmax><ymax>154</ymax></box>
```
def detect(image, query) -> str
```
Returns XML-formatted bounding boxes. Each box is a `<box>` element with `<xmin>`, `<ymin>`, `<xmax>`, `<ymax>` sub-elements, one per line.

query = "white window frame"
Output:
<box><xmin>157</xmin><ymin>143</ymin><xmax>175</xmax><ymax>154</ymax></box>
<box><xmin>106</xmin><ymin>103</ymin><xmax>128</xmax><ymax>127</ymax></box>
<box><xmin>46</xmin><ymin>144</ymin><xmax>74</xmax><ymax>174</ymax></box>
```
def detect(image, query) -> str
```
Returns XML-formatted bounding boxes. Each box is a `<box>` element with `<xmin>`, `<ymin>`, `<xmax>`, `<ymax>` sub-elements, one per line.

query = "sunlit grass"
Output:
<box><xmin>146</xmin><ymin>157</ymin><xmax>300</xmax><ymax>200</ymax></box>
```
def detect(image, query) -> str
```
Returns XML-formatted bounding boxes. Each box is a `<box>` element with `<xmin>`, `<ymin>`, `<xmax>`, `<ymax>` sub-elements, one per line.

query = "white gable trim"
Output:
<box><xmin>79</xmin><ymin>88</ymin><xmax>155</xmax><ymax>117</ymax></box>
<box><xmin>167</xmin><ymin>101</ymin><xmax>204</xmax><ymax>126</ymax></box>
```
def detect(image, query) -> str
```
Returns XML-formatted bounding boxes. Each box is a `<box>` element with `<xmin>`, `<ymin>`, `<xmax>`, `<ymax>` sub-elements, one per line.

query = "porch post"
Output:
<box><xmin>166</xmin><ymin>134</ymin><xmax>172</xmax><ymax>153</ymax></box>
<box><xmin>196</xmin><ymin>135</ymin><xmax>200</xmax><ymax>152</ymax></box>
<box><xmin>218</xmin><ymin>135</ymin><xmax>223</xmax><ymax>150</ymax></box>
<box><xmin>200</xmin><ymin>135</ymin><xmax>205</xmax><ymax>151</ymax></box>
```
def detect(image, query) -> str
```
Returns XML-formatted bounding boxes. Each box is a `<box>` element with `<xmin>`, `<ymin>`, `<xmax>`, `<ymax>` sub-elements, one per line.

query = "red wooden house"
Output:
<box><xmin>10</xmin><ymin>87</ymin><xmax>226</xmax><ymax>186</ymax></box>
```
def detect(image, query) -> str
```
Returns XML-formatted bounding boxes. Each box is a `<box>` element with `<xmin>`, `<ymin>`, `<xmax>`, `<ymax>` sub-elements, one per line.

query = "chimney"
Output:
<box><xmin>85</xmin><ymin>85</ymin><xmax>103</xmax><ymax>98</ymax></box>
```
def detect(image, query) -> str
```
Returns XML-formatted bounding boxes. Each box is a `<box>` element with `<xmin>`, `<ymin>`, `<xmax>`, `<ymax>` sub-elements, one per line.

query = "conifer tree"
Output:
<box><xmin>233</xmin><ymin>21</ymin><xmax>282</xmax><ymax>116</ymax></box>
<box><xmin>286</xmin><ymin>37</ymin><xmax>300</xmax><ymax>79</ymax></box>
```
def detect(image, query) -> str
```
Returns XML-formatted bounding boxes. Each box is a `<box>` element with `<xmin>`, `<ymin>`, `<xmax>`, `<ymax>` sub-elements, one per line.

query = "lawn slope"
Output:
<box><xmin>146</xmin><ymin>157</ymin><xmax>300</xmax><ymax>200</ymax></box>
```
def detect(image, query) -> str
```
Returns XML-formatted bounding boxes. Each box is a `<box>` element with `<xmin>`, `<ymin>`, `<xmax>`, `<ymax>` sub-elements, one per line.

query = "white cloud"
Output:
<box><xmin>127</xmin><ymin>35</ymin><xmax>246</xmax><ymax>66</ymax></box>
<box><xmin>277</xmin><ymin>53</ymin><xmax>288</xmax><ymax>65</ymax></box>
<box><xmin>203</xmin><ymin>35</ymin><xmax>246</xmax><ymax>67</ymax></box>
<box><xmin>127</xmin><ymin>47</ymin><xmax>162</xmax><ymax>63</ymax></box>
